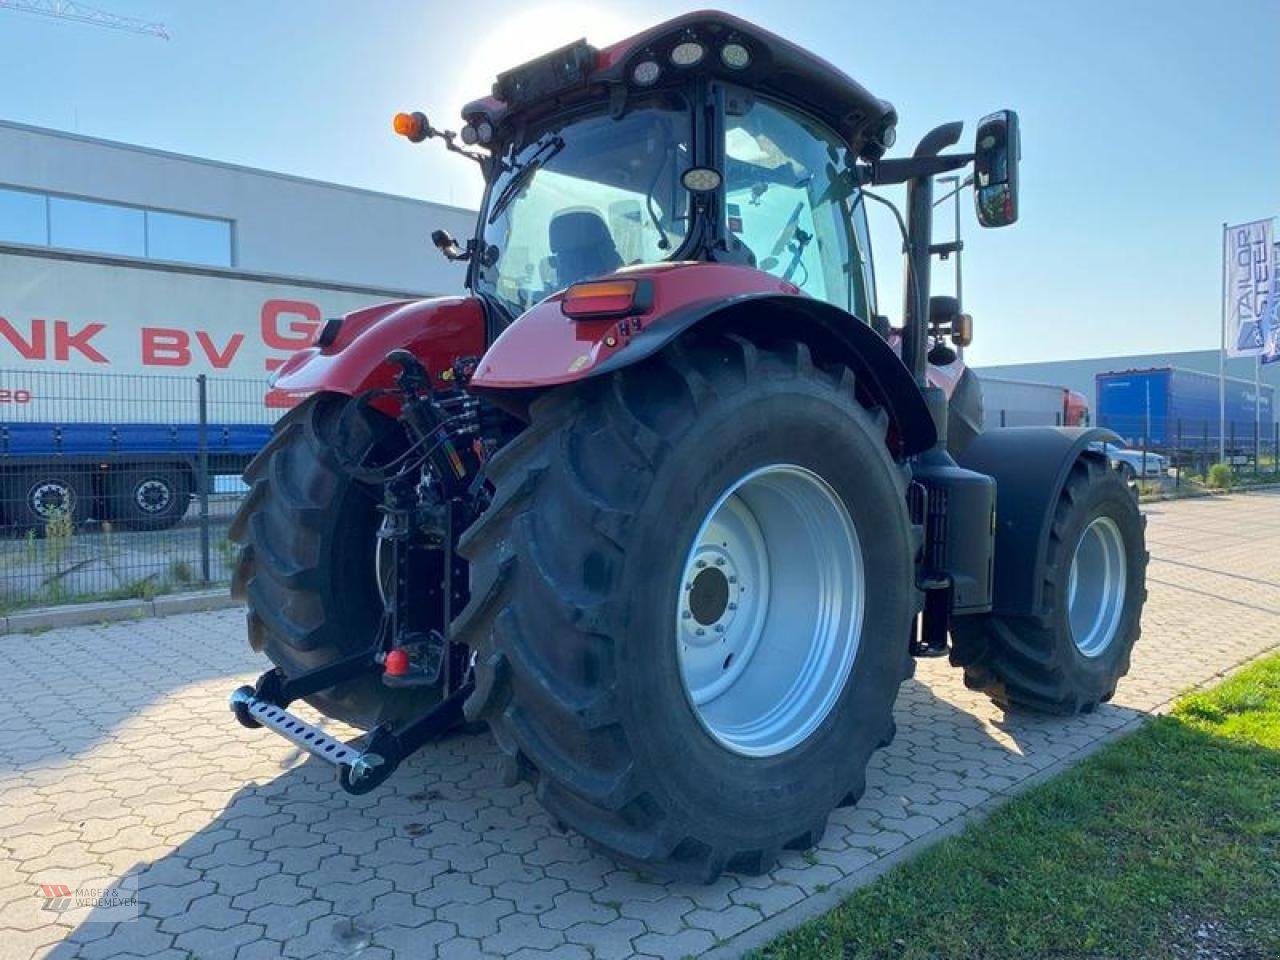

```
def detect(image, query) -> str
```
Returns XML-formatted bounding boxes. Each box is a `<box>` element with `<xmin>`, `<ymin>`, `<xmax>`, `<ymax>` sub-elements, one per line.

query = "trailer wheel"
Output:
<box><xmin>952</xmin><ymin>456</ymin><xmax>1147</xmax><ymax>714</ymax></box>
<box><xmin>106</xmin><ymin>464</ymin><xmax>192</xmax><ymax>531</ymax></box>
<box><xmin>3</xmin><ymin>467</ymin><xmax>94</xmax><ymax>534</ymax></box>
<box><xmin>230</xmin><ymin>392</ymin><xmax>439</xmax><ymax>729</ymax></box>
<box><xmin>455</xmin><ymin>334</ymin><xmax>918</xmax><ymax>881</ymax></box>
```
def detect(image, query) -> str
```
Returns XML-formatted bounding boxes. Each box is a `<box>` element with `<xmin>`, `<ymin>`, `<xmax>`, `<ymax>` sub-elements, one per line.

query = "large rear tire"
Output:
<box><xmin>454</xmin><ymin>335</ymin><xmax>919</xmax><ymax>881</ymax></box>
<box><xmin>951</xmin><ymin>456</ymin><xmax>1147</xmax><ymax>714</ymax></box>
<box><xmin>230</xmin><ymin>392</ymin><xmax>438</xmax><ymax>729</ymax></box>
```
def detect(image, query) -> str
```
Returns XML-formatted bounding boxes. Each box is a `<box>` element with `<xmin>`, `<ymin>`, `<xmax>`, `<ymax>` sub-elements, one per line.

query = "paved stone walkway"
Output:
<box><xmin>1</xmin><ymin>490</ymin><xmax>1277</xmax><ymax>960</ymax></box>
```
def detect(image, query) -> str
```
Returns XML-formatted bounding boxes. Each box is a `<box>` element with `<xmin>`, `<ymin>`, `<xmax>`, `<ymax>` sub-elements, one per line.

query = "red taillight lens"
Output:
<box><xmin>561</xmin><ymin>280</ymin><xmax>643</xmax><ymax>319</ymax></box>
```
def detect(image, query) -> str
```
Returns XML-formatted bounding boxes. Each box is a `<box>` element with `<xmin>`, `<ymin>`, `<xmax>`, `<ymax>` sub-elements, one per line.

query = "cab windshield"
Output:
<box><xmin>476</xmin><ymin>95</ymin><xmax>692</xmax><ymax>318</ymax></box>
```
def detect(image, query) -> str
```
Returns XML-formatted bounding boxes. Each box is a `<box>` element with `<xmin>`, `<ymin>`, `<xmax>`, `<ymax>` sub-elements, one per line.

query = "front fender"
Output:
<box><xmin>470</xmin><ymin>263</ymin><xmax>936</xmax><ymax>456</ymax></box>
<box><xmin>957</xmin><ymin>426</ymin><xmax>1123</xmax><ymax>616</ymax></box>
<box><xmin>267</xmin><ymin>296</ymin><xmax>487</xmax><ymax>408</ymax></box>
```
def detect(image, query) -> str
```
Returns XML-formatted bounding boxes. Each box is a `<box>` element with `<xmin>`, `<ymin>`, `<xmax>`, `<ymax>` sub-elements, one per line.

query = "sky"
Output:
<box><xmin>1</xmin><ymin>0</ymin><xmax>1277</xmax><ymax>367</ymax></box>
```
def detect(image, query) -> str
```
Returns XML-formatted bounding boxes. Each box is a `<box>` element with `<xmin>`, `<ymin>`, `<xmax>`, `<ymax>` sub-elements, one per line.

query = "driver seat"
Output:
<box><xmin>548</xmin><ymin>209</ymin><xmax>623</xmax><ymax>287</ymax></box>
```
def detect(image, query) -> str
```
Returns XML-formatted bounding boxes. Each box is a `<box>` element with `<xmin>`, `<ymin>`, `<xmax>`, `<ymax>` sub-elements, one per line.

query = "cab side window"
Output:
<box><xmin>723</xmin><ymin>98</ymin><xmax>866</xmax><ymax>315</ymax></box>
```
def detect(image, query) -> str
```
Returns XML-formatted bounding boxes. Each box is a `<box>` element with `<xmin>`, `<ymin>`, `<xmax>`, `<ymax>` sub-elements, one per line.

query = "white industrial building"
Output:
<box><xmin>977</xmin><ymin>350</ymin><xmax>1280</xmax><ymax>410</ymax></box>
<box><xmin>0</xmin><ymin>120</ymin><xmax>476</xmax><ymax>382</ymax></box>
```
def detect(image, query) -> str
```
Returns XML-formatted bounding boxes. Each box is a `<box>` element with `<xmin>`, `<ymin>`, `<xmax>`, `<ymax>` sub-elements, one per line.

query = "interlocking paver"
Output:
<box><xmin>3</xmin><ymin>490</ymin><xmax>1277</xmax><ymax>959</ymax></box>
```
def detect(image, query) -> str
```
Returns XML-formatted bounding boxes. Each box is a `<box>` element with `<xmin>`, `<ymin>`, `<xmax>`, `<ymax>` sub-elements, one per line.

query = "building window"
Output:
<box><xmin>49</xmin><ymin>196</ymin><xmax>146</xmax><ymax>258</ymax></box>
<box><xmin>145</xmin><ymin>209</ymin><xmax>232</xmax><ymax>267</ymax></box>
<box><xmin>0</xmin><ymin>185</ymin><xmax>233</xmax><ymax>267</ymax></box>
<box><xmin>0</xmin><ymin>187</ymin><xmax>48</xmax><ymax>246</ymax></box>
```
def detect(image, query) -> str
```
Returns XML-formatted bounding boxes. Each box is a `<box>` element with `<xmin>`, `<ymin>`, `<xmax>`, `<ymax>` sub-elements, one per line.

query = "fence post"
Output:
<box><xmin>198</xmin><ymin>374</ymin><xmax>211</xmax><ymax>584</ymax></box>
<box><xmin>1254</xmin><ymin>417</ymin><xmax>1260</xmax><ymax>476</ymax></box>
<box><xmin>1175</xmin><ymin>418</ymin><xmax>1182</xmax><ymax>488</ymax></box>
<box><xmin>1000</xmin><ymin>409</ymin><xmax>1006</xmax><ymax>428</ymax></box>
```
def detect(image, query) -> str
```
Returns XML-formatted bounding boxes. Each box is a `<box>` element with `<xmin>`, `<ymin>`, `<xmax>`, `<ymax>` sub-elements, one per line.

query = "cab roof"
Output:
<box><xmin>461</xmin><ymin>10</ymin><xmax>898</xmax><ymax>160</ymax></box>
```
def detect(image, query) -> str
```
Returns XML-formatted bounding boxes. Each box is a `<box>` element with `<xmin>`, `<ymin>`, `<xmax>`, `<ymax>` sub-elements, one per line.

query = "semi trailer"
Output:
<box><xmin>1096</xmin><ymin>366</ymin><xmax>1275</xmax><ymax>450</ymax></box>
<box><xmin>0</xmin><ymin>248</ymin><xmax>432</xmax><ymax>530</ymax></box>
<box><xmin>979</xmin><ymin>375</ymin><xmax>1089</xmax><ymax>428</ymax></box>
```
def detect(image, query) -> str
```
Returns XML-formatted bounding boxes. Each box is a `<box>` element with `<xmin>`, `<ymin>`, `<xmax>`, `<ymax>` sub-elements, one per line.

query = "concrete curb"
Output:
<box><xmin>708</xmin><ymin>642</ymin><xmax>1280</xmax><ymax>960</ymax></box>
<box><xmin>1</xmin><ymin>589</ymin><xmax>239</xmax><ymax>635</ymax></box>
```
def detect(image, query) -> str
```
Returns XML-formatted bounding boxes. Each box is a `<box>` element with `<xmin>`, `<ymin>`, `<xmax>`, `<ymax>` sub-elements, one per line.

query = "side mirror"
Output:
<box><xmin>973</xmin><ymin>110</ymin><xmax>1020</xmax><ymax>228</ymax></box>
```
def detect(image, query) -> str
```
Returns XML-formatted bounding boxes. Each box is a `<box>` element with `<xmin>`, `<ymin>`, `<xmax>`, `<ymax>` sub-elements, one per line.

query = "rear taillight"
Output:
<box><xmin>561</xmin><ymin>279</ymin><xmax>651</xmax><ymax>319</ymax></box>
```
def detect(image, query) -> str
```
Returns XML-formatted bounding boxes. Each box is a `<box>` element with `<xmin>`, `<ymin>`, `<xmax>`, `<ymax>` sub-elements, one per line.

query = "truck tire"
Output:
<box><xmin>230</xmin><ymin>392</ymin><xmax>437</xmax><ymax>729</ymax></box>
<box><xmin>951</xmin><ymin>457</ymin><xmax>1147</xmax><ymax>714</ymax></box>
<box><xmin>106</xmin><ymin>464</ymin><xmax>192</xmax><ymax>531</ymax></box>
<box><xmin>455</xmin><ymin>335</ymin><xmax>918</xmax><ymax>881</ymax></box>
<box><xmin>3</xmin><ymin>466</ymin><xmax>94</xmax><ymax>534</ymax></box>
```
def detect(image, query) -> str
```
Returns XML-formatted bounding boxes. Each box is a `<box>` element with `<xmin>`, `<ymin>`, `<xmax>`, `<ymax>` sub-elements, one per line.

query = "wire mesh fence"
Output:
<box><xmin>0</xmin><ymin>373</ymin><xmax>1273</xmax><ymax>614</ymax></box>
<box><xmin>985</xmin><ymin>407</ymin><xmax>1280</xmax><ymax>488</ymax></box>
<box><xmin>0</xmin><ymin>368</ymin><xmax>276</xmax><ymax>612</ymax></box>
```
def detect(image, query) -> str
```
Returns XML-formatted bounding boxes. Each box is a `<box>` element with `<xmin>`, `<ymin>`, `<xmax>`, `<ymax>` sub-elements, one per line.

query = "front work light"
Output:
<box><xmin>632</xmin><ymin>60</ymin><xmax>661</xmax><ymax>86</ymax></box>
<box><xmin>670</xmin><ymin>41</ymin><xmax>705</xmax><ymax>66</ymax></box>
<box><xmin>681</xmin><ymin>167</ymin><xmax>722</xmax><ymax>192</ymax></box>
<box><xmin>720</xmin><ymin>43</ymin><xmax>750</xmax><ymax>69</ymax></box>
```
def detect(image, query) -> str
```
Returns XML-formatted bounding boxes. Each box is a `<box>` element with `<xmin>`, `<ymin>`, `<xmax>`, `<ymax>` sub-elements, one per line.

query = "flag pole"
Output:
<box><xmin>1219</xmin><ymin>221</ymin><xmax>1227</xmax><ymax>465</ymax></box>
<box><xmin>1255</xmin><ymin>355</ymin><xmax>1262</xmax><ymax>469</ymax></box>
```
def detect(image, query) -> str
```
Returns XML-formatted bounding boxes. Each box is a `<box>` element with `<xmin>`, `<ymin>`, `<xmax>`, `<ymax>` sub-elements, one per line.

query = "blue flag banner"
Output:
<box><xmin>1263</xmin><ymin>240</ymin><xmax>1280</xmax><ymax>366</ymax></box>
<box><xmin>1224</xmin><ymin>219</ymin><xmax>1274</xmax><ymax>358</ymax></box>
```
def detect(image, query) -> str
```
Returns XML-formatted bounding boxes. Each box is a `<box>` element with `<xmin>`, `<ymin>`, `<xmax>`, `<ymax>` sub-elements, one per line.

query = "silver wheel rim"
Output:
<box><xmin>135</xmin><ymin>479</ymin><xmax>172</xmax><ymax>514</ymax></box>
<box><xmin>675</xmin><ymin>464</ymin><xmax>864</xmax><ymax>757</ymax></box>
<box><xmin>29</xmin><ymin>481</ymin><xmax>73</xmax><ymax>519</ymax></box>
<box><xmin>1067</xmin><ymin>516</ymin><xmax>1127</xmax><ymax>657</ymax></box>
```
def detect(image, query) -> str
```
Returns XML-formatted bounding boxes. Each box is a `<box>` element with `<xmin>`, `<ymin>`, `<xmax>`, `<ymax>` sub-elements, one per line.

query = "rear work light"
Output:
<box><xmin>561</xmin><ymin>279</ymin><xmax>652</xmax><ymax>319</ymax></box>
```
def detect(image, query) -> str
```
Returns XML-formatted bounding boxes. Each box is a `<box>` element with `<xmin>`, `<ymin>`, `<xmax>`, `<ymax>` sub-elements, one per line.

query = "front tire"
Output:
<box><xmin>952</xmin><ymin>456</ymin><xmax>1147</xmax><ymax>714</ymax></box>
<box><xmin>455</xmin><ymin>335</ymin><xmax>918</xmax><ymax>881</ymax></box>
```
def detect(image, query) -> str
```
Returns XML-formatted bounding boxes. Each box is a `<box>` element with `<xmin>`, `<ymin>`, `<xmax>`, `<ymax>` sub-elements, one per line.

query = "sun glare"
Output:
<box><xmin>447</xmin><ymin>4</ymin><xmax>641</xmax><ymax>115</ymax></box>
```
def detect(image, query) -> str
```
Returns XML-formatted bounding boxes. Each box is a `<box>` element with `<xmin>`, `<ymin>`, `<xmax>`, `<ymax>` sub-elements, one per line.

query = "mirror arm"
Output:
<box><xmin>868</xmin><ymin>152</ymin><xmax>973</xmax><ymax>186</ymax></box>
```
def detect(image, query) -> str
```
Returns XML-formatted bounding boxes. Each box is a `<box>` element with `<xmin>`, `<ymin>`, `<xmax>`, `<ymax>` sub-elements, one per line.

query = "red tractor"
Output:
<box><xmin>230</xmin><ymin>11</ymin><xmax>1146</xmax><ymax>882</ymax></box>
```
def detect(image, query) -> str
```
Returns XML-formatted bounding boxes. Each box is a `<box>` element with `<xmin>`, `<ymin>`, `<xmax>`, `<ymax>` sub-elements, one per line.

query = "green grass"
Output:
<box><xmin>754</xmin><ymin>654</ymin><xmax>1280</xmax><ymax>960</ymax></box>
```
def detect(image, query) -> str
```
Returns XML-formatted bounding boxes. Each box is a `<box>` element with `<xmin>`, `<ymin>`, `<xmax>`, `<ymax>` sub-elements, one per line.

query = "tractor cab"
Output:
<box><xmin>401</xmin><ymin>11</ymin><xmax>902</xmax><ymax>325</ymax></box>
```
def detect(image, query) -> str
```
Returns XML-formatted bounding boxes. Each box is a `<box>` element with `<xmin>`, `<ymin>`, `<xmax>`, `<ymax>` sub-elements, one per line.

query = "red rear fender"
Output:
<box><xmin>470</xmin><ymin>263</ymin><xmax>799</xmax><ymax>390</ymax></box>
<box><xmin>470</xmin><ymin>262</ymin><xmax>936</xmax><ymax>456</ymax></box>
<box><xmin>267</xmin><ymin>297</ymin><xmax>487</xmax><ymax>409</ymax></box>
